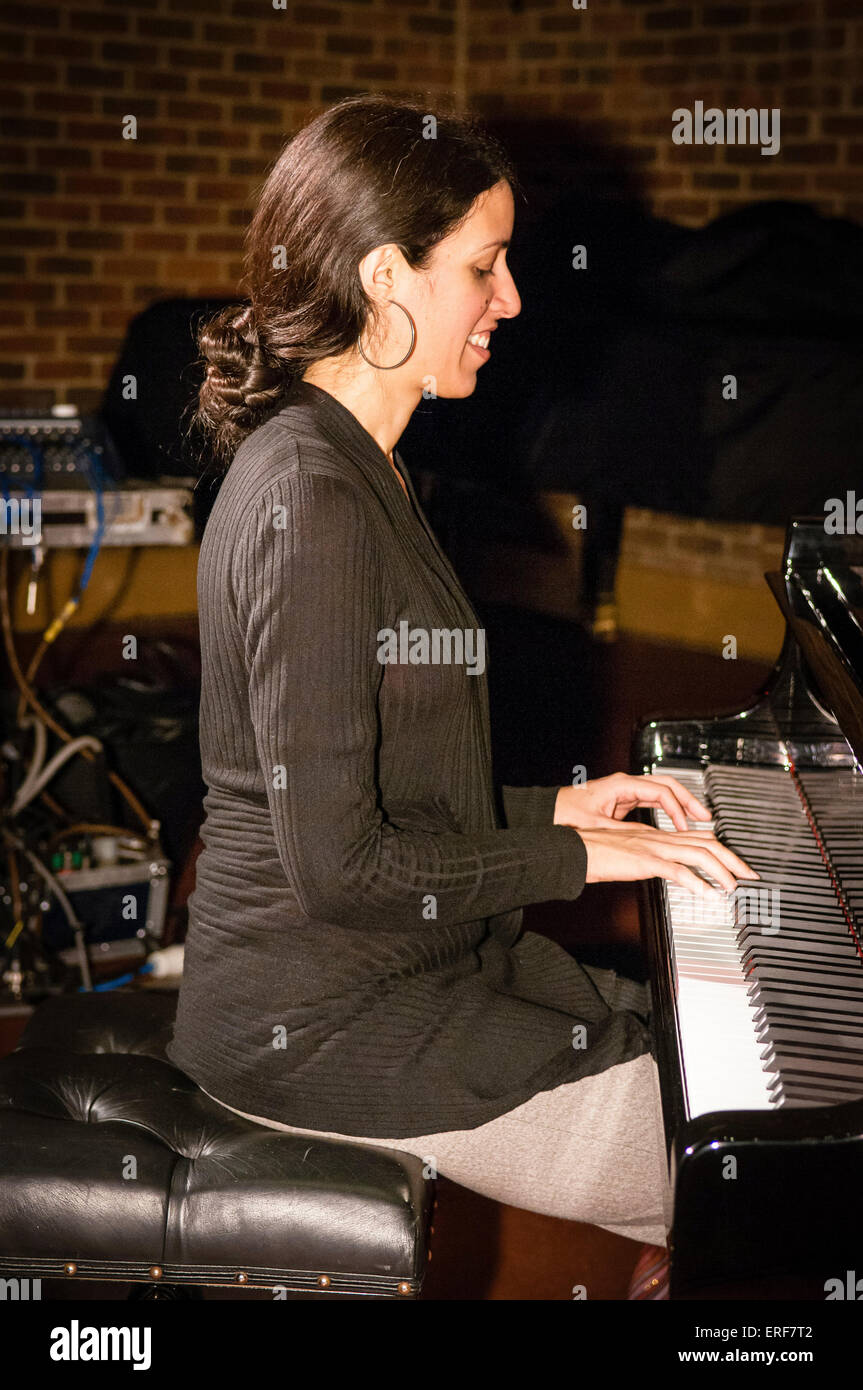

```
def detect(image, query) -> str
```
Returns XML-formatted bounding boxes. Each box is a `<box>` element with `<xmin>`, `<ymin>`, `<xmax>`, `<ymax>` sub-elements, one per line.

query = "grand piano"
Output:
<box><xmin>633</xmin><ymin>517</ymin><xmax>863</xmax><ymax>1298</ymax></box>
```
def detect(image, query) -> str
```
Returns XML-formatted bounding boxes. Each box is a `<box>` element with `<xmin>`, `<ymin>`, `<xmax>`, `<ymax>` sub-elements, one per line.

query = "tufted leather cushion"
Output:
<box><xmin>0</xmin><ymin>990</ymin><xmax>433</xmax><ymax>1297</ymax></box>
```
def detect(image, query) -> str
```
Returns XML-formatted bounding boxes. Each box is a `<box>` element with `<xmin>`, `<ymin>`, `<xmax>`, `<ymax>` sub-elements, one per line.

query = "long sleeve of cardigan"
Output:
<box><xmin>233</xmin><ymin>468</ymin><xmax>588</xmax><ymax>932</ymax></box>
<box><xmin>499</xmin><ymin>784</ymin><xmax>561</xmax><ymax>830</ymax></box>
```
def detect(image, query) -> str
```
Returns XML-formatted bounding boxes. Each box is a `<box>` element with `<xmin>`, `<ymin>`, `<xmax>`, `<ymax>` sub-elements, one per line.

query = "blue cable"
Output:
<box><xmin>69</xmin><ymin>441</ymin><xmax>106</xmax><ymax>593</ymax></box>
<box><xmin>78</xmin><ymin>961</ymin><xmax>154</xmax><ymax>993</ymax></box>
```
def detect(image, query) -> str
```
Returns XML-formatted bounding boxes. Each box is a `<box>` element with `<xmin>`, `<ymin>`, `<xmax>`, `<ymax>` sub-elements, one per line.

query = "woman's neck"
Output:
<box><xmin>301</xmin><ymin>362</ymin><xmax>417</xmax><ymax>471</ymax></box>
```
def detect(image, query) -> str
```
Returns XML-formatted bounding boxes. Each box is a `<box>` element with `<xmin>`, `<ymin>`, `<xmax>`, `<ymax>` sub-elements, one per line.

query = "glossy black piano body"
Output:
<box><xmin>633</xmin><ymin>517</ymin><xmax>863</xmax><ymax>1298</ymax></box>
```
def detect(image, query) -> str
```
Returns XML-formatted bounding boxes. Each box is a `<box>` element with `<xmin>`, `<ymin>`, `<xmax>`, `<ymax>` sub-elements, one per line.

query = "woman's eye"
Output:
<box><xmin>474</xmin><ymin>266</ymin><xmax>494</xmax><ymax>278</ymax></box>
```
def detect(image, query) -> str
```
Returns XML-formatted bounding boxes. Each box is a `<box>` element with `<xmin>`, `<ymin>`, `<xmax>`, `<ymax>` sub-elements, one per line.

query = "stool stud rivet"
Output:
<box><xmin>397</xmin><ymin>1281</ymin><xmax>412</xmax><ymax>1296</ymax></box>
<box><xmin>236</xmin><ymin>1272</ymin><xmax>249</xmax><ymax>1284</ymax></box>
<box><xmin>317</xmin><ymin>1274</ymin><xmax>331</xmax><ymax>1289</ymax></box>
<box><xmin>149</xmin><ymin>1266</ymin><xmax>163</xmax><ymax>1280</ymax></box>
<box><xmin>64</xmin><ymin>1262</ymin><xmax>77</xmax><ymax>1277</ymax></box>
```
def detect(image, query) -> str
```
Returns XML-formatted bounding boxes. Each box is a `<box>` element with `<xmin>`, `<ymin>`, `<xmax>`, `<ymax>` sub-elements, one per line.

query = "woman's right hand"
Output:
<box><xmin>578</xmin><ymin>823</ymin><xmax>759</xmax><ymax>894</ymax></box>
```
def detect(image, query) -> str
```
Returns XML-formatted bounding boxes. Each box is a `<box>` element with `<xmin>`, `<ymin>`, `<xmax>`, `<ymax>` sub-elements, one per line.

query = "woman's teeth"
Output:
<box><xmin>467</xmin><ymin>331</ymin><xmax>490</xmax><ymax>350</ymax></box>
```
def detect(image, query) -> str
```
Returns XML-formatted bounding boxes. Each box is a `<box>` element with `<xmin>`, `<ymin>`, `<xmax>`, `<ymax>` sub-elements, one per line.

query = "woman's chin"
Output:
<box><xmin>434</xmin><ymin>369</ymin><xmax>480</xmax><ymax>398</ymax></box>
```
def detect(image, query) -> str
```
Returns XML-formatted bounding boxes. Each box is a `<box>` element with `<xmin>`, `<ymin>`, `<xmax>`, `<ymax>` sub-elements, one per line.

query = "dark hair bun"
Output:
<box><xmin>195</xmin><ymin>302</ymin><xmax>289</xmax><ymax>470</ymax></box>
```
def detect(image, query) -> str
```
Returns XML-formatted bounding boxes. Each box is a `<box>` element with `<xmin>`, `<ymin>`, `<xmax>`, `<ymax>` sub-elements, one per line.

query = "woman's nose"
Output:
<box><xmin>493</xmin><ymin>267</ymin><xmax>521</xmax><ymax>319</ymax></box>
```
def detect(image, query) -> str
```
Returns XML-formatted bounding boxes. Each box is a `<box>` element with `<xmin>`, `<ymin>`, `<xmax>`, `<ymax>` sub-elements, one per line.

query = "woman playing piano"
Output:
<box><xmin>167</xmin><ymin>95</ymin><xmax>757</xmax><ymax>1288</ymax></box>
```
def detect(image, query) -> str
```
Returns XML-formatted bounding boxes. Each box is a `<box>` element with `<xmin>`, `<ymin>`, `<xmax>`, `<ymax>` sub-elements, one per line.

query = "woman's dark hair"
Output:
<box><xmin>192</xmin><ymin>93</ymin><xmax>521</xmax><ymax>473</ymax></box>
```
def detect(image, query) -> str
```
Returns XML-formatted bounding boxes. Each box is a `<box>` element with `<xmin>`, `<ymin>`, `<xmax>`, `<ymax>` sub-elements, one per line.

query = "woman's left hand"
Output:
<box><xmin>553</xmin><ymin>773</ymin><xmax>712</xmax><ymax>833</ymax></box>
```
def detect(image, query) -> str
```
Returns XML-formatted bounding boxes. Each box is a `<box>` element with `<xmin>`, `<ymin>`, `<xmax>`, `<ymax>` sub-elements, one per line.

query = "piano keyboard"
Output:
<box><xmin>651</xmin><ymin>763</ymin><xmax>863</xmax><ymax>1119</ymax></box>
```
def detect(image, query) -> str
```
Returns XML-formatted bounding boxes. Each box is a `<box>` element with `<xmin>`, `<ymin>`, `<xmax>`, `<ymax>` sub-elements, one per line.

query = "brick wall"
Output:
<box><xmin>1</xmin><ymin>0</ymin><xmax>860</xmax><ymax>407</ymax></box>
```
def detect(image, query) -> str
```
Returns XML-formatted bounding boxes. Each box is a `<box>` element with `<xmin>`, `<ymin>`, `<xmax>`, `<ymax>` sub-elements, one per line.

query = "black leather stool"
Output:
<box><xmin>0</xmin><ymin>990</ymin><xmax>434</xmax><ymax>1299</ymax></box>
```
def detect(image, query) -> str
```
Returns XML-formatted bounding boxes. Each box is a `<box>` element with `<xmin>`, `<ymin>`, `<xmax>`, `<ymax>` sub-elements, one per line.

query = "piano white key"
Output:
<box><xmin>649</xmin><ymin>761</ymin><xmax>863</xmax><ymax>1117</ymax></box>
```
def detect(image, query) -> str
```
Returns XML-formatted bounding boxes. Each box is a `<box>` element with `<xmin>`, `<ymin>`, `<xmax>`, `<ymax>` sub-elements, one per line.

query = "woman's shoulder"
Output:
<box><xmin>218</xmin><ymin>408</ymin><xmax>369</xmax><ymax>517</ymax></box>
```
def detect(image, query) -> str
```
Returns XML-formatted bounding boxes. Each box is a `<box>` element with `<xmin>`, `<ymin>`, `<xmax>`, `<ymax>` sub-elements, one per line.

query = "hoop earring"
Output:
<box><xmin>357</xmin><ymin>300</ymin><xmax>417</xmax><ymax>370</ymax></box>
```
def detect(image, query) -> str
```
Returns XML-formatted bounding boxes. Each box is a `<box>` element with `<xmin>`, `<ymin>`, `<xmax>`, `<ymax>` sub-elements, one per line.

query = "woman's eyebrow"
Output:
<box><xmin>474</xmin><ymin>238</ymin><xmax>510</xmax><ymax>252</ymax></box>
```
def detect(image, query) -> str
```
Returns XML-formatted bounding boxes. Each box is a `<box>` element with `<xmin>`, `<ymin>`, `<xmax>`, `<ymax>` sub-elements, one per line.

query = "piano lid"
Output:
<box><xmin>766</xmin><ymin>516</ymin><xmax>863</xmax><ymax>771</ymax></box>
<box><xmin>635</xmin><ymin>516</ymin><xmax>863</xmax><ymax>774</ymax></box>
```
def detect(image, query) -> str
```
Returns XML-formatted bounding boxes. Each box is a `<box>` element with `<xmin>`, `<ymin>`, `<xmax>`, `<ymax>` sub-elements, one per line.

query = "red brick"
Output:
<box><xmin>35</xmin><ymin>36</ymin><xmax>94</xmax><ymax>59</ymax></box>
<box><xmin>642</xmin><ymin>64</ymin><xmax>690</xmax><ymax>83</ymax></box>
<box><xmin>291</xmin><ymin>6</ymin><xmax>341</xmax><ymax>24</ymax></box>
<box><xmin>67</xmin><ymin>66</ymin><xmax>125</xmax><ymax>89</ymax></box>
<box><xmin>0</xmin><ymin>116</ymin><xmax>58</xmax><ymax>139</ymax></box>
<box><xmin>34</xmin><ymin>309</ymin><xmax>90</xmax><ymax>327</ymax></box>
<box><xmin>168</xmin><ymin>48</ymin><xmax>224</xmax><ymax>71</ymax></box>
<box><xmin>350</xmin><ymin>62</ymin><xmax>397</xmax><ymax>79</ymax></box>
<box><xmin>749</xmin><ymin>171</ymin><xmax>810</xmax><ymax>190</ymax></box>
<box><xmin>97</xmin><ymin>203</ymin><xmax>156</xmax><ymax>223</ymax></box>
<box><xmin>591</xmin><ymin>12</ymin><xmax>639</xmax><ymax>33</ymax></box>
<box><xmin>102</xmin><ymin>257</ymin><xmax>157</xmax><ymax>278</ymax></box>
<box><xmin>65</xmin><ymin>176</ymin><xmax>124</xmax><ymax>196</ymax></box>
<box><xmin>68</xmin><ymin>9</ymin><xmax>129</xmax><ymax>33</ymax></box>
<box><xmin>102</xmin><ymin>43</ymin><xmax>159</xmax><ymax>64</ymax></box>
<box><xmin>35</xmin><ymin>146</ymin><xmax>91</xmax><ymax>170</ymax></box>
<box><xmin>133</xmin><ymin>232</ymin><xmax>187</xmax><ymax>251</ymax></box>
<box><xmin>783</xmin><ymin>141</ymin><xmax>838</xmax><ymax>162</ymax></box>
<box><xmin>66</xmin><ymin>283</ymin><xmax>122</xmax><ymax>304</ymax></box>
<box><xmin>757</xmin><ymin>2</ymin><xmax>810</xmax><ymax>17</ymax></box>
<box><xmin>135</xmin><ymin>69</ymin><xmax>187</xmax><ymax>93</ymax></box>
<box><xmin>166</xmin><ymin>100</ymin><xmax>222</xmax><ymax>122</ymax></box>
<box><xmin>195</xmin><ymin>179</ymin><xmax>253</xmax><ymax>201</ymax></box>
<box><xmin>788</xmin><ymin>25</ymin><xmax>845</xmax><ymax>48</ymax></box>
<box><xmin>138</xmin><ymin>16</ymin><xmax>194</xmax><ymax>39</ymax></box>
<box><xmin>35</xmin><ymin>91</ymin><xmax>94</xmax><ymax>114</ymax></box>
<box><xmin>197</xmin><ymin>127</ymin><xmax>250</xmax><ymax>149</ymax></box>
<box><xmin>228</xmin><ymin>158</ymin><xmax>262</xmax><ymax>177</ymax></box>
<box><xmin>0</xmin><ymin>227</ymin><xmax>55</xmax><ymax>247</ymax></box>
<box><xmin>233</xmin><ymin>52</ymin><xmax>285</xmax><ymax>72</ymax></box>
<box><xmin>231</xmin><ymin>105</ymin><xmax>282</xmax><ymax>124</ymax></box>
<box><xmin>0</xmin><ymin>60</ymin><xmax>55</xmax><ymax>80</ymax></box>
<box><xmin>67</xmin><ymin>230</ymin><xmax>124</xmax><ymax>250</ymax></box>
<box><xmin>0</xmin><ymin>4</ymin><xmax>60</xmax><ymax>27</ymax></box>
<box><xmin>703</xmin><ymin>5</ymin><xmax>751</xmax><ymax>22</ymax></box>
<box><xmin>259</xmin><ymin>81</ymin><xmax>312</xmax><ymax>99</ymax></box>
<box><xmin>197</xmin><ymin>78</ymin><xmax>252</xmax><ymax>97</ymax></box>
<box><xmin>130</xmin><ymin>178</ymin><xmax>186</xmax><ymax>198</ymax></box>
<box><xmin>822</xmin><ymin>114</ymin><xmax>863</xmax><ymax>134</ymax></box>
<box><xmin>202</xmin><ymin>21</ymin><xmax>252</xmax><ymax>44</ymax></box>
<box><xmin>729</xmin><ymin>31</ymin><xmax>782</xmax><ymax>51</ymax></box>
<box><xmin>163</xmin><ymin>205</ymin><xmax>214</xmax><ymax>225</ymax></box>
<box><xmin>34</xmin><ymin>256</ymin><xmax>93</xmax><ymax>275</ymax></box>
<box><xmin>34</xmin><ymin>359</ymin><xmax>95</xmax><ymax>380</ymax></box>
<box><xmin>196</xmin><ymin>233</ymin><xmax>242</xmax><ymax>253</ymax></box>
<box><xmin>407</xmin><ymin>13</ymin><xmax>454</xmax><ymax>32</ymax></box>
<box><xmin>102</xmin><ymin>150</ymin><xmax>157</xmax><ymax>171</ymax></box>
<box><xmin>66</xmin><ymin>335</ymin><xmax>123</xmax><ymax>353</ymax></box>
<box><xmin>0</xmin><ymin>281</ymin><xmax>55</xmax><ymax>301</ymax></box>
<box><xmin>32</xmin><ymin>202</ymin><xmax>90</xmax><ymax>221</ymax></box>
<box><xmin>0</xmin><ymin>27</ymin><xmax>25</xmax><ymax>55</ymax></box>
<box><xmin>66</xmin><ymin>121</ymin><xmax>119</xmax><ymax>142</ymax></box>
<box><xmin>644</xmin><ymin>9</ymin><xmax>694</xmax><ymax>29</ymax></box>
<box><xmin>136</xmin><ymin>125</ymin><xmax>191</xmax><ymax>147</ymax></box>
<box><xmin>165</xmin><ymin>154</ymin><xmax>219</xmax><ymax>173</ymax></box>
<box><xmin>161</xmin><ymin>257</ymin><xmax>222</xmax><ymax>280</ymax></box>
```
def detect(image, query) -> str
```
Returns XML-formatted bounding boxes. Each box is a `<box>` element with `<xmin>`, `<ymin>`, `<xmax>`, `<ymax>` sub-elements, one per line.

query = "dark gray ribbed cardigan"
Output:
<box><xmin>166</xmin><ymin>377</ymin><xmax>651</xmax><ymax>1135</ymax></box>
